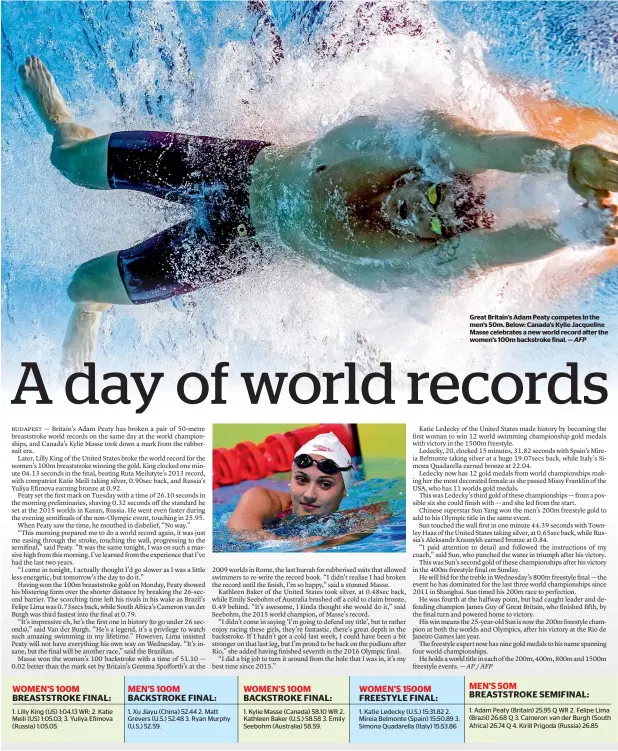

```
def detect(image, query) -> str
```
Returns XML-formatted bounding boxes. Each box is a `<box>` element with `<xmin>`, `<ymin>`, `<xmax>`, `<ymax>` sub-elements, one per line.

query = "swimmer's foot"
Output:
<box><xmin>62</xmin><ymin>303</ymin><xmax>111</xmax><ymax>371</ymax></box>
<box><xmin>19</xmin><ymin>56</ymin><xmax>74</xmax><ymax>134</ymax></box>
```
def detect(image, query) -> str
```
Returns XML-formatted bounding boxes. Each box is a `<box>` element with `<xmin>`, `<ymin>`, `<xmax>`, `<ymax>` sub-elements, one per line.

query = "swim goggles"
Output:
<box><xmin>426</xmin><ymin>183</ymin><xmax>445</xmax><ymax>236</ymax></box>
<box><xmin>293</xmin><ymin>454</ymin><xmax>352</xmax><ymax>475</ymax></box>
<box><xmin>396</xmin><ymin>182</ymin><xmax>445</xmax><ymax>237</ymax></box>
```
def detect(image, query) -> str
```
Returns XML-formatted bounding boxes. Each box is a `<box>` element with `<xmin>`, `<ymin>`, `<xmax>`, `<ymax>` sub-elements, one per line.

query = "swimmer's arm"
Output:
<box><xmin>311</xmin><ymin>113</ymin><xmax>564</xmax><ymax>193</ymax></box>
<box><xmin>342</xmin><ymin>502</ymin><xmax>391</xmax><ymax>522</ymax></box>
<box><xmin>424</xmin><ymin>223</ymin><xmax>566</xmax><ymax>277</ymax></box>
<box><xmin>339</xmin><ymin>503</ymin><xmax>391</xmax><ymax>531</ymax></box>
<box><xmin>226</xmin><ymin>487</ymin><xmax>290</xmax><ymax>533</ymax></box>
<box><xmin>353</xmin><ymin>112</ymin><xmax>614</xmax><ymax>197</ymax></box>
<box><xmin>420</xmin><ymin>111</ymin><xmax>570</xmax><ymax>176</ymax></box>
<box><xmin>350</xmin><ymin>113</ymin><xmax>566</xmax><ymax>177</ymax></box>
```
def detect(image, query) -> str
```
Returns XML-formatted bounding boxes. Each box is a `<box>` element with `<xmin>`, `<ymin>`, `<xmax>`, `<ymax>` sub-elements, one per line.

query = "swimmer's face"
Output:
<box><xmin>290</xmin><ymin>454</ymin><xmax>346</xmax><ymax>517</ymax></box>
<box><xmin>384</xmin><ymin>177</ymin><xmax>454</xmax><ymax>239</ymax></box>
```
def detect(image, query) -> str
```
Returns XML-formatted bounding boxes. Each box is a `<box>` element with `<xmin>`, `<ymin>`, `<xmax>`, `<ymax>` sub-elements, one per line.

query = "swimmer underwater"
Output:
<box><xmin>226</xmin><ymin>432</ymin><xmax>388</xmax><ymax>548</ymax></box>
<box><xmin>18</xmin><ymin>56</ymin><xmax>618</xmax><ymax>369</ymax></box>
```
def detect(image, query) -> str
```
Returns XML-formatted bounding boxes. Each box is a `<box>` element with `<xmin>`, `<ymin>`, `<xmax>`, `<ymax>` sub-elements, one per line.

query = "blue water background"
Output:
<box><xmin>435</xmin><ymin>2</ymin><xmax>618</xmax><ymax>339</ymax></box>
<box><xmin>212</xmin><ymin>456</ymin><xmax>406</xmax><ymax>553</ymax></box>
<box><xmin>2</xmin><ymin>2</ymin><xmax>618</xmax><ymax>376</ymax></box>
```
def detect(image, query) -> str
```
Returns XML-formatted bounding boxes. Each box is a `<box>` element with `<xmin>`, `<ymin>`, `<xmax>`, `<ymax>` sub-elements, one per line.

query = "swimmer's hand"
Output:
<box><xmin>568</xmin><ymin>145</ymin><xmax>618</xmax><ymax>205</ymax></box>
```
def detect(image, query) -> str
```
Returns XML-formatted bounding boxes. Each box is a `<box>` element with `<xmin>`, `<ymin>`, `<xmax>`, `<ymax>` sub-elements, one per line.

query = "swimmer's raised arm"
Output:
<box><xmin>316</xmin><ymin>114</ymin><xmax>617</xmax><ymax>210</ymax></box>
<box><xmin>226</xmin><ymin>486</ymin><xmax>290</xmax><ymax>533</ymax></box>
<box><xmin>326</xmin><ymin>113</ymin><xmax>568</xmax><ymax>176</ymax></box>
<box><xmin>422</xmin><ymin>112</ymin><xmax>618</xmax><ymax>203</ymax></box>
<box><xmin>345</xmin><ymin>112</ymin><xmax>614</xmax><ymax>204</ymax></box>
<box><xmin>422</xmin><ymin>111</ymin><xmax>570</xmax><ymax>175</ymax></box>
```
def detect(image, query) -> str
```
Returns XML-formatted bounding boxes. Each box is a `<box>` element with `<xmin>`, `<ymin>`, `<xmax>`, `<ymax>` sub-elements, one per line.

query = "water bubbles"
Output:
<box><xmin>212</xmin><ymin>473</ymin><xmax>406</xmax><ymax>553</ymax></box>
<box><xmin>3</xmin><ymin>1</ymin><xmax>617</xmax><ymax>376</ymax></box>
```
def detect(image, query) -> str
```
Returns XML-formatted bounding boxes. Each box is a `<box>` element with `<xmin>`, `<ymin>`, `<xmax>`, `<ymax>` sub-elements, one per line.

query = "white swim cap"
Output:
<box><xmin>294</xmin><ymin>432</ymin><xmax>353</xmax><ymax>490</ymax></box>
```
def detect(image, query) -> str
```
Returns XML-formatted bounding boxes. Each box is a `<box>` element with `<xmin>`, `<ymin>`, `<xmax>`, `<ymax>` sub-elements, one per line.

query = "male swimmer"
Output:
<box><xmin>19</xmin><ymin>56</ymin><xmax>618</xmax><ymax>368</ymax></box>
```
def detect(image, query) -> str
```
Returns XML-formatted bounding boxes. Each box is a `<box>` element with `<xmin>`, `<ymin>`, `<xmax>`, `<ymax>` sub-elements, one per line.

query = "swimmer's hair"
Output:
<box><xmin>346</xmin><ymin>168</ymin><xmax>422</xmax><ymax>235</ymax></box>
<box><xmin>347</xmin><ymin>189</ymin><xmax>393</xmax><ymax>231</ymax></box>
<box><xmin>349</xmin><ymin>170</ymin><xmax>492</xmax><ymax>237</ymax></box>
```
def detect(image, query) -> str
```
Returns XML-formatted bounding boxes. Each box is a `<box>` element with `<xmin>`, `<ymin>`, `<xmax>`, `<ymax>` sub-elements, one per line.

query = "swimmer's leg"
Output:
<box><xmin>68</xmin><ymin>251</ymin><xmax>132</xmax><ymax>306</ymax></box>
<box><xmin>63</xmin><ymin>209</ymin><xmax>265</xmax><ymax>366</ymax></box>
<box><xmin>19</xmin><ymin>56</ymin><xmax>110</xmax><ymax>189</ymax></box>
<box><xmin>62</xmin><ymin>305</ymin><xmax>108</xmax><ymax>371</ymax></box>
<box><xmin>66</xmin><ymin>216</ymin><xmax>248</xmax><ymax>311</ymax></box>
<box><xmin>512</xmin><ymin>90</ymin><xmax>618</xmax><ymax>147</ymax></box>
<box><xmin>63</xmin><ymin>251</ymin><xmax>131</xmax><ymax>370</ymax></box>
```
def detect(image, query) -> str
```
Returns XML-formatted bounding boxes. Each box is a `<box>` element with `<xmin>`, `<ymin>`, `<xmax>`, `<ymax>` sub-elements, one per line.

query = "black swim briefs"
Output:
<box><xmin>108</xmin><ymin>131</ymin><xmax>270</xmax><ymax>304</ymax></box>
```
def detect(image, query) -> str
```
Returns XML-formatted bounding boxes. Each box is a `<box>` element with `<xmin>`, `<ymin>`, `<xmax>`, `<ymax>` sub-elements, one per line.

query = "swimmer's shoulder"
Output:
<box><xmin>227</xmin><ymin>487</ymin><xmax>291</xmax><ymax>533</ymax></box>
<box><xmin>325</xmin><ymin>114</ymin><xmax>381</xmax><ymax>139</ymax></box>
<box><xmin>311</xmin><ymin>115</ymin><xmax>383</xmax><ymax>159</ymax></box>
<box><xmin>238</xmin><ymin>486</ymin><xmax>290</xmax><ymax>513</ymax></box>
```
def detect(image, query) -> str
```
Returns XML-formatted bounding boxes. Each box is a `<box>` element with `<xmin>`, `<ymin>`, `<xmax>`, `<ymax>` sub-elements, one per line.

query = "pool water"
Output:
<box><xmin>2</xmin><ymin>2</ymin><xmax>617</xmax><ymax>380</ymax></box>
<box><xmin>212</xmin><ymin>459</ymin><xmax>406</xmax><ymax>553</ymax></box>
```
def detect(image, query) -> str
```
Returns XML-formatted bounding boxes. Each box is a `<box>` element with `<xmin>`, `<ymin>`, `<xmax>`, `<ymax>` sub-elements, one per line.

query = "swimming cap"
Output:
<box><xmin>294</xmin><ymin>432</ymin><xmax>353</xmax><ymax>490</ymax></box>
